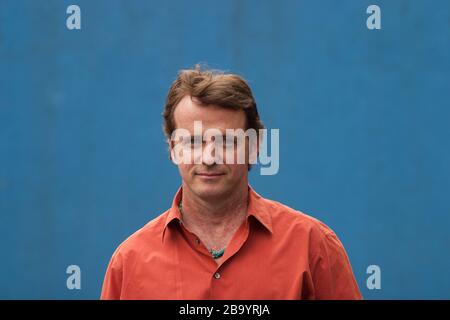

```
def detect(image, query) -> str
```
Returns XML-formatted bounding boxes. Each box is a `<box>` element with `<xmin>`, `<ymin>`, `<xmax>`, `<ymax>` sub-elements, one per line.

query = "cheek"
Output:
<box><xmin>178</xmin><ymin>164</ymin><xmax>194</xmax><ymax>177</ymax></box>
<box><xmin>227</xmin><ymin>164</ymin><xmax>248</xmax><ymax>178</ymax></box>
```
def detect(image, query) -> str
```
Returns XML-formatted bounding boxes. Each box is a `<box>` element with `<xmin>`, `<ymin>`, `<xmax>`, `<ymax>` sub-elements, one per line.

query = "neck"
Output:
<box><xmin>179</xmin><ymin>182</ymin><xmax>249</xmax><ymax>238</ymax></box>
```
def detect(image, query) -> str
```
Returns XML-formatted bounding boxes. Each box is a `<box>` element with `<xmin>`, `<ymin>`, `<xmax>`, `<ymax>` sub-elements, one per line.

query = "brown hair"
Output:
<box><xmin>162</xmin><ymin>64</ymin><xmax>264</xmax><ymax>138</ymax></box>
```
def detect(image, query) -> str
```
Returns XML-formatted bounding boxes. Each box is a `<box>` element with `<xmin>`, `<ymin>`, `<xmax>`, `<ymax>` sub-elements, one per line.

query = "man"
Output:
<box><xmin>101</xmin><ymin>65</ymin><xmax>362</xmax><ymax>300</ymax></box>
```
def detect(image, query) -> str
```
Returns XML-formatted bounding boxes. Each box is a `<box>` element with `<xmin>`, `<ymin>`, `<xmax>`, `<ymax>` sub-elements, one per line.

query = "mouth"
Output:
<box><xmin>196</xmin><ymin>172</ymin><xmax>225</xmax><ymax>176</ymax></box>
<box><xmin>195</xmin><ymin>172</ymin><xmax>225</xmax><ymax>179</ymax></box>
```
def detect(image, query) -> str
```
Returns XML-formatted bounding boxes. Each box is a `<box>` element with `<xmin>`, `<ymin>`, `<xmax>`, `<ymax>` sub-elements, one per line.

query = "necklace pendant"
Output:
<box><xmin>210</xmin><ymin>248</ymin><xmax>225</xmax><ymax>259</ymax></box>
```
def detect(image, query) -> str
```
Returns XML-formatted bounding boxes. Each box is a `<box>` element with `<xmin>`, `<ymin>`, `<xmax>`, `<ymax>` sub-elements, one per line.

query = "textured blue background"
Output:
<box><xmin>1</xmin><ymin>0</ymin><xmax>449</xmax><ymax>299</ymax></box>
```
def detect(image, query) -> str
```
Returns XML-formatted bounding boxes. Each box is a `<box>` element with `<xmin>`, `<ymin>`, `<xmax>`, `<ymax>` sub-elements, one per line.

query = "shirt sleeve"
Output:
<box><xmin>309</xmin><ymin>228</ymin><xmax>363</xmax><ymax>300</ymax></box>
<box><xmin>100</xmin><ymin>248</ymin><xmax>124</xmax><ymax>300</ymax></box>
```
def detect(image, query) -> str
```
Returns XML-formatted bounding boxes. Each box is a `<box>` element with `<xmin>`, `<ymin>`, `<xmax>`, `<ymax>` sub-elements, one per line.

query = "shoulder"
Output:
<box><xmin>108</xmin><ymin>210</ymin><xmax>168</xmax><ymax>264</ymax></box>
<box><xmin>260</xmin><ymin>195</ymin><xmax>349</xmax><ymax>256</ymax></box>
<box><xmin>263</xmin><ymin>196</ymin><xmax>336</xmax><ymax>238</ymax></box>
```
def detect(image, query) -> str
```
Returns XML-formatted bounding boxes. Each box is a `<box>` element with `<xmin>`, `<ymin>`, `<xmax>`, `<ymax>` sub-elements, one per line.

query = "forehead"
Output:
<box><xmin>173</xmin><ymin>95</ymin><xmax>246</xmax><ymax>132</ymax></box>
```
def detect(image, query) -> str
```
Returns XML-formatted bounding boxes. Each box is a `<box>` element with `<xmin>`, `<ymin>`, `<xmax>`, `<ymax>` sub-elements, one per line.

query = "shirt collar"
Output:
<box><xmin>162</xmin><ymin>185</ymin><xmax>273</xmax><ymax>242</ymax></box>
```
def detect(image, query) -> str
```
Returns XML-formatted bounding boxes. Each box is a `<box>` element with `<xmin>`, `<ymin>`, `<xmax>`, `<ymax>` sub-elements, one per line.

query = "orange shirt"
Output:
<box><xmin>101</xmin><ymin>186</ymin><xmax>362</xmax><ymax>300</ymax></box>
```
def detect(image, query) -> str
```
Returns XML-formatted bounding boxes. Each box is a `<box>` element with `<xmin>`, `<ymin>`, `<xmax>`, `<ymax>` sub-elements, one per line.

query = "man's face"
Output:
<box><xmin>170</xmin><ymin>95</ymin><xmax>250</xmax><ymax>200</ymax></box>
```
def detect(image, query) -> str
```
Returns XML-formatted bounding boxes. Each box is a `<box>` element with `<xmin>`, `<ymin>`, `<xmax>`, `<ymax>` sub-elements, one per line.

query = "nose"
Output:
<box><xmin>202</xmin><ymin>141</ymin><xmax>216</xmax><ymax>166</ymax></box>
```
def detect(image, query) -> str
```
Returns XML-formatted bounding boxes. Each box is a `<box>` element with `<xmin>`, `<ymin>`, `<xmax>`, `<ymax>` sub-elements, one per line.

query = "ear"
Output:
<box><xmin>248</xmin><ymin>132</ymin><xmax>262</xmax><ymax>172</ymax></box>
<box><xmin>248</xmin><ymin>132</ymin><xmax>261</xmax><ymax>164</ymax></box>
<box><xmin>167</xmin><ymin>138</ymin><xmax>174</xmax><ymax>161</ymax></box>
<box><xmin>256</xmin><ymin>132</ymin><xmax>262</xmax><ymax>157</ymax></box>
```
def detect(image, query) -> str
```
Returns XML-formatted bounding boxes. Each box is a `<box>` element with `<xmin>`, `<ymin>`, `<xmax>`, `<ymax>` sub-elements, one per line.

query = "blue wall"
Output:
<box><xmin>1</xmin><ymin>0</ymin><xmax>449</xmax><ymax>299</ymax></box>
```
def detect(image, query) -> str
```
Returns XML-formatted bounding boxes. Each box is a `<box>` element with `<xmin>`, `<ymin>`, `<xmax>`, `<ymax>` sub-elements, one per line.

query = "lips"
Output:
<box><xmin>196</xmin><ymin>172</ymin><xmax>224</xmax><ymax>176</ymax></box>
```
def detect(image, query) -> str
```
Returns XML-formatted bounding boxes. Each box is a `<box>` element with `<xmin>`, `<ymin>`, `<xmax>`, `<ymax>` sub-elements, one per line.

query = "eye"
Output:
<box><xmin>225</xmin><ymin>137</ymin><xmax>237</xmax><ymax>147</ymax></box>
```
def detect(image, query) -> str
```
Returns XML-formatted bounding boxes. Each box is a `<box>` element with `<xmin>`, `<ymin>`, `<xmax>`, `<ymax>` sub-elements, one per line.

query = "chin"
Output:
<box><xmin>192</xmin><ymin>183</ymin><xmax>230</xmax><ymax>199</ymax></box>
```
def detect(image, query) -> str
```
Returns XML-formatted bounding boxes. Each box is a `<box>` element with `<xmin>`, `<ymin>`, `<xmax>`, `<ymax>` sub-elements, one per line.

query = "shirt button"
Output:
<box><xmin>214</xmin><ymin>272</ymin><xmax>221</xmax><ymax>279</ymax></box>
